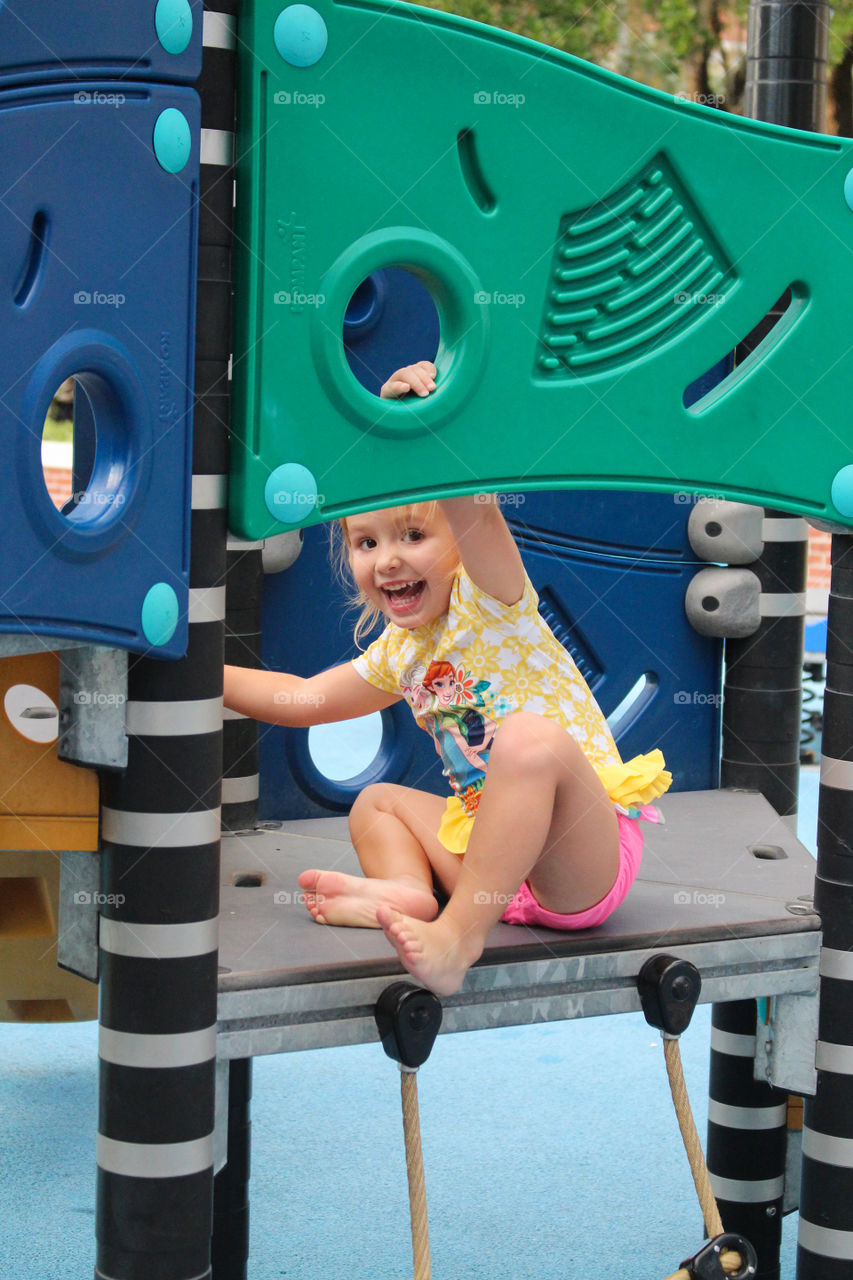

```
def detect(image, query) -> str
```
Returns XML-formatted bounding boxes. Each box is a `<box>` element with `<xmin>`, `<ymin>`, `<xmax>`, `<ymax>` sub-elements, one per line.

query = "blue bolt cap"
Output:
<box><xmin>142</xmin><ymin>583</ymin><xmax>179</xmax><ymax>646</ymax></box>
<box><xmin>153</xmin><ymin>108</ymin><xmax>192</xmax><ymax>174</ymax></box>
<box><xmin>832</xmin><ymin>465</ymin><xmax>853</xmax><ymax>518</ymax></box>
<box><xmin>264</xmin><ymin>463</ymin><xmax>319</xmax><ymax>524</ymax></box>
<box><xmin>844</xmin><ymin>168</ymin><xmax>853</xmax><ymax>212</ymax></box>
<box><xmin>155</xmin><ymin>0</ymin><xmax>194</xmax><ymax>54</ymax></box>
<box><xmin>274</xmin><ymin>5</ymin><xmax>328</xmax><ymax>66</ymax></box>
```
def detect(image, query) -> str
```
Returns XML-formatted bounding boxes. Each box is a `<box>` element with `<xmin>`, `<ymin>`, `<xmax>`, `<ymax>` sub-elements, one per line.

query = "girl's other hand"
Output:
<box><xmin>380</xmin><ymin>360</ymin><xmax>437</xmax><ymax>399</ymax></box>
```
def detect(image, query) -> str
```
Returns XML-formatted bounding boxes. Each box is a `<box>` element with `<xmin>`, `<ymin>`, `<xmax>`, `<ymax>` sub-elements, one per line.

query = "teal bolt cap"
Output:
<box><xmin>845</xmin><ymin>168</ymin><xmax>853</xmax><ymax>212</ymax></box>
<box><xmin>153</xmin><ymin>108</ymin><xmax>192</xmax><ymax>174</ymax></box>
<box><xmin>273</xmin><ymin>5</ymin><xmax>328</xmax><ymax>66</ymax></box>
<box><xmin>155</xmin><ymin>0</ymin><xmax>193</xmax><ymax>54</ymax></box>
<box><xmin>142</xmin><ymin>583</ymin><xmax>179</xmax><ymax>647</ymax></box>
<box><xmin>832</xmin><ymin>465</ymin><xmax>853</xmax><ymax>517</ymax></box>
<box><xmin>264</xmin><ymin>463</ymin><xmax>319</xmax><ymax>524</ymax></box>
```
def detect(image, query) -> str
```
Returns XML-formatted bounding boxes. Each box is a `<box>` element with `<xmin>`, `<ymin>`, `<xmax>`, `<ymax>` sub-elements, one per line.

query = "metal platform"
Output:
<box><xmin>216</xmin><ymin>790</ymin><xmax>820</xmax><ymax>1061</ymax></box>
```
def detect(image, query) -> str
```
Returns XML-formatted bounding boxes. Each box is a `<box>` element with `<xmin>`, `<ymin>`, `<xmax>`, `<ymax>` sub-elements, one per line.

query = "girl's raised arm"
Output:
<box><xmin>440</xmin><ymin>494</ymin><xmax>525</xmax><ymax>606</ymax></box>
<box><xmin>223</xmin><ymin>661</ymin><xmax>400</xmax><ymax>727</ymax></box>
<box><xmin>379</xmin><ymin>361</ymin><xmax>525</xmax><ymax>604</ymax></box>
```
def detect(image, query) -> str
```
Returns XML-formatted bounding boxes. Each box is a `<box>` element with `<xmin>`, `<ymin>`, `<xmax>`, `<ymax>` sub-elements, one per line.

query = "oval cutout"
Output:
<box><xmin>4</xmin><ymin>683</ymin><xmax>59</xmax><ymax>744</ymax></box>
<box><xmin>308</xmin><ymin>711</ymin><xmax>384</xmax><ymax>782</ymax></box>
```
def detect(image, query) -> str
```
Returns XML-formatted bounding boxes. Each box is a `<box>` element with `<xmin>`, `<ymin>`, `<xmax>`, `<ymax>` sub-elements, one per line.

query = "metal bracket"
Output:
<box><xmin>57</xmin><ymin>849</ymin><xmax>101</xmax><ymax>983</ymax></box>
<box><xmin>754</xmin><ymin>991</ymin><xmax>818</xmax><ymax>1096</ymax></box>
<box><xmin>58</xmin><ymin>645</ymin><xmax>128</xmax><ymax>770</ymax></box>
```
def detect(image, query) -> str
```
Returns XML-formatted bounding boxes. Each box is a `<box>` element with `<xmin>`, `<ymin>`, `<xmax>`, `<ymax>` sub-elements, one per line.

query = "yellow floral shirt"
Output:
<box><xmin>352</xmin><ymin>568</ymin><xmax>670</xmax><ymax>816</ymax></box>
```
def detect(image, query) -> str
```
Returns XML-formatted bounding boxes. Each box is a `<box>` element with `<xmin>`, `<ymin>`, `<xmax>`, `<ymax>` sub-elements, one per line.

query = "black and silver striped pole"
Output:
<box><xmin>223</xmin><ymin>537</ymin><xmax>263</xmax><ymax>833</ymax></box>
<box><xmin>720</xmin><ymin>512</ymin><xmax>809</xmax><ymax>823</ymax></box>
<box><xmin>707</xmin><ymin>1001</ymin><xmax>788</xmax><ymax>1279</ymax></box>
<box><xmin>798</xmin><ymin>533</ymin><xmax>853</xmax><ymax>1276</ymax></box>
<box><xmin>94</xmin><ymin>5</ymin><xmax>234</xmax><ymax>1276</ymax></box>
<box><xmin>705</xmin><ymin>7</ymin><xmax>826</xmax><ymax>1272</ymax></box>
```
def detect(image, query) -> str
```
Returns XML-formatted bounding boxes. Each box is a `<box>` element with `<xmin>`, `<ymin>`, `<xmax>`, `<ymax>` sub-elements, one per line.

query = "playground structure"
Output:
<box><xmin>2</xmin><ymin>1</ymin><xmax>853</xmax><ymax>1278</ymax></box>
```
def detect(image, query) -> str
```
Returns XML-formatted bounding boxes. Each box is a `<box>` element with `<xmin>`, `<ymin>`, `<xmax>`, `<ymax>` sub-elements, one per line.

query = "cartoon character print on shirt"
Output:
<box><xmin>400</xmin><ymin>659</ymin><xmax>498</xmax><ymax>801</ymax></box>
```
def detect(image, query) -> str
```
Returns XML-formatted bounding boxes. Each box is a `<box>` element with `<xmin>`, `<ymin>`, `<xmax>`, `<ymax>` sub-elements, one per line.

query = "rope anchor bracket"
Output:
<box><xmin>637</xmin><ymin>953</ymin><xmax>702</xmax><ymax>1037</ymax></box>
<box><xmin>678</xmin><ymin>1232</ymin><xmax>758</xmax><ymax>1279</ymax></box>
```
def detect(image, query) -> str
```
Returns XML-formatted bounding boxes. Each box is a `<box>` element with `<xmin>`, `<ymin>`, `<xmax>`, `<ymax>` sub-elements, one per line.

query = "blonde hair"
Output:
<box><xmin>330</xmin><ymin>517</ymin><xmax>385</xmax><ymax>648</ymax></box>
<box><xmin>330</xmin><ymin>502</ymin><xmax>453</xmax><ymax>649</ymax></box>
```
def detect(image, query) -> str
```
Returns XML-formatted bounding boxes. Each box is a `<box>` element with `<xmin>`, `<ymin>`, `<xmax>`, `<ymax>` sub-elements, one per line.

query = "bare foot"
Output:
<box><xmin>375</xmin><ymin>906</ymin><xmax>483</xmax><ymax>996</ymax></box>
<box><xmin>297</xmin><ymin>869</ymin><xmax>439</xmax><ymax>929</ymax></box>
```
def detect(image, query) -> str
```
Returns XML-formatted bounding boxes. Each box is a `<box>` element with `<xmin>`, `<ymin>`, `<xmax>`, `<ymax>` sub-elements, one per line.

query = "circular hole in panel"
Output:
<box><xmin>42</xmin><ymin>376</ymin><xmax>78</xmax><ymax>511</ymax></box>
<box><xmin>41</xmin><ymin>372</ymin><xmax>128</xmax><ymax>524</ymax></box>
<box><xmin>308</xmin><ymin>711</ymin><xmax>384</xmax><ymax>782</ymax></box>
<box><xmin>4</xmin><ymin>683</ymin><xmax>59</xmax><ymax>744</ymax></box>
<box><xmin>343</xmin><ymin>267</ymin><xmax>440</xmax><ymax>396</ymax></box>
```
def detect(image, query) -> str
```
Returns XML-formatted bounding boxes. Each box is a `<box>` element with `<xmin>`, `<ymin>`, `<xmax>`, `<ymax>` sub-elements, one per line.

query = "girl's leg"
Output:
<box><xmin>377</xmin><ymin>713</ymin><xmax>619</xmax><ymax>994</ymax></box>
<box><xmin>299</xmin><ymin>782</ymin><xmax>463</xmax><ymax>927</ymax></box>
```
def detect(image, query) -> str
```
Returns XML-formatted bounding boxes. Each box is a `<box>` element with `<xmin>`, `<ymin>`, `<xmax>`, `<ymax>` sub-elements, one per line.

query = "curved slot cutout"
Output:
<box><xmin>457</xmin><ymin>128</ymin><xmax>497</xmax><ymax>214</ymax></box>
<box><xmin>14</xmin><ymin>209</ymin><xmax>50</xmax><ymax>308</ymax></box>
<box><xmin>606</xmin><ymin>671</ymin><xmax>658</xmax><ymax>737</ymax></box>
<box><xmin>684</xmin><ymin>285</ymin><xmax>800</xmax><ymax>412</ymax></box>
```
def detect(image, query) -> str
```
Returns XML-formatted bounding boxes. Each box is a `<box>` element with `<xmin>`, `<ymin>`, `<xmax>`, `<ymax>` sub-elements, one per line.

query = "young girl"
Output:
<box><xmin>223</xmin><ymin>361</ymin><xmax>671</xmax><ymax>996</ymax></box>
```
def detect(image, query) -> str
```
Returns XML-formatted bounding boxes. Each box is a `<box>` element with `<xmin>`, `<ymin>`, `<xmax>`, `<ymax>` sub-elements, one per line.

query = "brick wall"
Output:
<box><xmin>43</xmin><ymin>466</ymin><xmax>73</xmax><ymax>509</ymax></box>
<box><xmin>808</xmin><ymin>527</ymin><xmax>832</xmax><ymax>596</ymax></box>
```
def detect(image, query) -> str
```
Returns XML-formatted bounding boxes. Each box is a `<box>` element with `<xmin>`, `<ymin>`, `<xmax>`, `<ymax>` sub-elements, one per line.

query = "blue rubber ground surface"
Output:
<box><xmin>0</xmin><ymin>772</ymin><xmax>819</xmax><ymax>1280</ymax></box>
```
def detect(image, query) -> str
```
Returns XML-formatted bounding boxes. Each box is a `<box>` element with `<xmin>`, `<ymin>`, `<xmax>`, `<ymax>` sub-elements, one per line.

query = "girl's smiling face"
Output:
<box><xmin>345</xmin><ymin>504</ymin><xmax>460</xmax><ymax>628</ymax></box>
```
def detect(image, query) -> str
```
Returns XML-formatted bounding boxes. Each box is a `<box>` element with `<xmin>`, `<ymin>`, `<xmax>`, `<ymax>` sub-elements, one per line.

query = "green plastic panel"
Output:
<box><xmin>230</xmin><ymin>0</ymin><xmax>853</xmax><ymax>535</ymax></box>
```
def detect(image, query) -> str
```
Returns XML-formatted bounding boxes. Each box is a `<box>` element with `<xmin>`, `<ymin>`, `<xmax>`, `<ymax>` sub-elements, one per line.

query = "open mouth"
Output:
<box><xmin>381</xmin><ymin>580</ymin><xmax>425</xmax><ymax>609</ymax></box>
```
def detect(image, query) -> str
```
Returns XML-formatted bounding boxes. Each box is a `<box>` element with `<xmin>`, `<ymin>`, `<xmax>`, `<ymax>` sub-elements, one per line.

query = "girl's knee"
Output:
<box><xmin>348</xmin><ymin>782</ymin><xmax>394</xmax><ymax>835</ymax></box>
<box><xmin>491</xmin><ymin>712</ymin><xmax>582</xmax><ymax>774</ymax></box>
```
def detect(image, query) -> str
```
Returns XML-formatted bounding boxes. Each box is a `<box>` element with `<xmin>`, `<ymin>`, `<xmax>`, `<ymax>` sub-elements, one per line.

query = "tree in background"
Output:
<box><xmin>421</xmin><ymin>0</ymin><xmax>853</xmax><ymax>132</ymax></box>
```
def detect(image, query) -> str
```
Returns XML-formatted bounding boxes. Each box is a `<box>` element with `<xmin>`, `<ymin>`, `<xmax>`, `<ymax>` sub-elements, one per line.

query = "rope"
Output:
<box><xmin>400</xmin><ymin>1067</ymin><xmax>432</xmax><ymax>1280</ymax></box>
<box><xmin>392</xmin><ymin>1023</ymin><xmax>744</xmax><ymax>1280</ymax></box>
<box><xmin>661</xmin><ymin>1037</ymin><xmax>744</xmax><ymax>1278</ymax></box>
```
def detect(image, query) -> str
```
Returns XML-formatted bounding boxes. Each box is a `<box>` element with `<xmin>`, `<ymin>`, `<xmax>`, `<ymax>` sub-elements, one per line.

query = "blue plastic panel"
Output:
<box><xmin>343</xmin><ymin>266</ymin><xmax>440</xmax><ymax>397</ymax></box>
<box><xmin>0</xmin><ymin>0</ymin><xmax>203</xmax><ymax>87</ymax></box>
<box><xmin>259</xmin><ymin>499</ymin><xmax>721</xmax><ymax>820</ymax></box>
<box><xmin>0</xmin><ymin>82</ymin><xmax>199</xmax><ymax>656</ymax></box>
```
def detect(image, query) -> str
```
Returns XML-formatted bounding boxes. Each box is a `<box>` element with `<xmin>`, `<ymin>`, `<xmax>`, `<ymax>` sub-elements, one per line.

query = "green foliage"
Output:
<box><xmin>42</xmin><ymin>417</ymin><xmax>73</xmax><ymax>443</ymax></box>
<box><xmin>411</xmin><ymin>0</ymin><xmax>853</xmax><ymax>128</ymax></box>
<box><xmin>420</xmin><ymin>0</ymin><xmax>623</xmax><ymax>63</ymax></box>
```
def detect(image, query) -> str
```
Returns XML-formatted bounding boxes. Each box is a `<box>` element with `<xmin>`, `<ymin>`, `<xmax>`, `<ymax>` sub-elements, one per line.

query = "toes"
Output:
<box><xmin>375</xmin><ymin>904</ymin><xmax>394</xmax><ymax>930</ymax></box>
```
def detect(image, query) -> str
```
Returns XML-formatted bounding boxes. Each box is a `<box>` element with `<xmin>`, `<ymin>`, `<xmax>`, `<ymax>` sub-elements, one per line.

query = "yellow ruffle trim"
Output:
<box><xmin>437</xmin><ymin>796</ymin><xmax>475</xmax><ymax>855</ymax></box>
<box><xmin>594</xmin><ymin>749</ymin><xmax>672</xmax><ymax>808</ymax></box>
<box><xmin>437</xmin><ymin>749</ymin><xmax>671</xmax><ymax>855</ymax></box>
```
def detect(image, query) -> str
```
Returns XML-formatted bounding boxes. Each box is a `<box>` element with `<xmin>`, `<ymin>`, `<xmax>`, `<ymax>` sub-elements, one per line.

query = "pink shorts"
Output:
<box><xmin>498</xmin><ymin>811</ymin><xmax>645</xmax><ymax>931</ymax></box>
